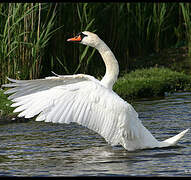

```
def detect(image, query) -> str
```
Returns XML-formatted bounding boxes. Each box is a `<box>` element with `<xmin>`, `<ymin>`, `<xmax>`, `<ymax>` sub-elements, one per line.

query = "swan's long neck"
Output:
<box><xmin>96</xmin><ymin>40</ymin><xmax>119</xmax><ymax>89</ymax></box>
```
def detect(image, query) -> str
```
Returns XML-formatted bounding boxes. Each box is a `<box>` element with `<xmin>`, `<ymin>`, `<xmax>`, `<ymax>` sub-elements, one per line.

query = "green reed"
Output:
<box><xmin>1</xmin><ymin>3</ymin><xmax>191</xmax><ymax>84</ymax></box>
<box><xmin>0</xmin><ymin>3</ymin><xmax>58</xmax><ymax>84</ymax></box>
<box><xmin>180</xmin><ymin>3</ymin><xmax>191</xmax><ymax>56</ymax></box>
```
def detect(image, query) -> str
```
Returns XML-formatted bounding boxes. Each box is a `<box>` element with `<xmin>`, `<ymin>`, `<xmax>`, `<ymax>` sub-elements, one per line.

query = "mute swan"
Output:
<box><xmin>2</xmin><ymin>31</ymin><xmax>189</xmax><ymax>151</ymax></box>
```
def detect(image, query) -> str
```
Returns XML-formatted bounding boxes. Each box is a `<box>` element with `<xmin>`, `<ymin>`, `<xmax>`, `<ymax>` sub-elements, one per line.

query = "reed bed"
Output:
<box><xmin>0</xmin><ymin>3</ymin><xmax>58</xmax><ymax>83</ymax></box>
<box><xmin>0</xmin><ymin>3</ymin><xmax>191</xmax><ymax>84</ymax></box>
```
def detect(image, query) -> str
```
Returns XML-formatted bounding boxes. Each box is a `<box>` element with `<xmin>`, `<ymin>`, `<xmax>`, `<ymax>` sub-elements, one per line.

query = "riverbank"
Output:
<box><xmin>0</xmin><ymin>90</ymin><xmax>30</xmax><ymax>123</ymax></box>
<box><xmin>1</xmin><ymin>67</ymin><xmax>191</xmax><ymax>121</ymax></box>
<box><xmin>114</xmin><ymin>67</ymin><xmax>191</xmax><ymax>100</ymax></box>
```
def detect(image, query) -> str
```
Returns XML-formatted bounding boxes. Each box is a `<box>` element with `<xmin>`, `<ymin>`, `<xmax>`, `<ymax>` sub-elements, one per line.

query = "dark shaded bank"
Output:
<box><xmin>0</xmin><ymin>115</ymin><xmax>31</xmax><ymax>124</ymax></box>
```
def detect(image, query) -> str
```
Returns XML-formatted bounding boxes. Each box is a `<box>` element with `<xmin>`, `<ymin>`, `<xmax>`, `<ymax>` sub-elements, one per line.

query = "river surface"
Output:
<box><xmin>0</xmin><ymin>92</ymin><xmax>191</xmax><ymax>177</ymax></box>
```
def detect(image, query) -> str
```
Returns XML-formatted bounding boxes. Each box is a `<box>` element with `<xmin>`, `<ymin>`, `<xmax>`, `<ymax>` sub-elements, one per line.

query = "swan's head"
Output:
<box><xmin>67</xmin><ymin>31</ymin><xmax>100</xmax><ymax>48</ymax></box>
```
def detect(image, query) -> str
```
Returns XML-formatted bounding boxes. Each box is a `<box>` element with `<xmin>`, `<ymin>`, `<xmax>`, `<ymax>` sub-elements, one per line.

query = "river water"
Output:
<box><xmin>0</xmin><ymin>92</ymin><xmax>190</xmax><ymax>177</ymax></box>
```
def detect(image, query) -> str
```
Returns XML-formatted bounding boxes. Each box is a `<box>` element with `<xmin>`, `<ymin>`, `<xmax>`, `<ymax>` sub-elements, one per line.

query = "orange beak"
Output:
<box><xmin>67</xmin><ymin>35</ymin><xmax>82</xmax><ymax>42</ymax></box>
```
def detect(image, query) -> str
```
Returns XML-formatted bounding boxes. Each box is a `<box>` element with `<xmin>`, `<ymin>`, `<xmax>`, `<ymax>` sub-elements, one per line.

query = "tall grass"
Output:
<box><xmin>45</xmin><ymin>3</ymin><xmax>97</xmax><ymax>77</ymax></box>
<box><xmin>1</xmin><ymin>3</ymin><xmax>191</xmax><ymax>84</ymax></box>
<box><xmin>180</xmin><ymin>3</ymin><xmax>191</xmax><ymax>57</ymax></box>
<box><xmin>0</xmin><ymin>3</ymin><xmax>58</xmax><ymax>84</ymax></box>
<box><xmin>72</xmin><ymin>3</ymin><xmax>96</xmax><ymax>74</ymax></box>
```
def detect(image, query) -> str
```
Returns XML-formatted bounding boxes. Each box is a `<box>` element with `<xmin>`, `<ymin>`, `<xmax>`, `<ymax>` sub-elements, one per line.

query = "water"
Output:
<box><xmin>0</xmin><ymin>92</ymin><xmax>191</xmax><ymax>177</ymax></box>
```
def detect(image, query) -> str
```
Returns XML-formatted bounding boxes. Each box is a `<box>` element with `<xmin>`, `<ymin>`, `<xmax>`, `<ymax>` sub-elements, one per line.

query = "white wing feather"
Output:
<box><xmin>2</xmin><ymin>75</ymin><xmax>165</xmax><ymax>150</ymax></box>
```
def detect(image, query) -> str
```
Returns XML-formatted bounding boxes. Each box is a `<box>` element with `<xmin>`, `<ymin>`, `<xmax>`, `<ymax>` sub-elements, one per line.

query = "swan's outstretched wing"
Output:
<box><xmin>3</xmin><ymin>74</ymin><xmax>94</xmax><ymax>100</ymax></box>
<box><xmin>3</xmin><ymin>75</ymin><xmax>189</xmax><ymax>150</ymax></box>
<box><xmin>2</xmin><ymin>75</ymin><xmax>141</xmax><ymax>147</ymax></box>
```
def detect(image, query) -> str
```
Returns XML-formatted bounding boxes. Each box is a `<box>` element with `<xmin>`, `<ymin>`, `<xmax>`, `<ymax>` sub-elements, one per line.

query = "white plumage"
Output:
<box><xmin>2</xmin><ymin>31</ymin><xmax>189</xmax><ymax>151</ymax></box>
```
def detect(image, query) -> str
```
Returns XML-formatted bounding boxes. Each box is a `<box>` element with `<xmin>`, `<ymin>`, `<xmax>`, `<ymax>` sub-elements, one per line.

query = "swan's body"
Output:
<box><xmin>2</xmin><ymin>31</ymin><xmax>189</xmax><ymax>151</ymax></box>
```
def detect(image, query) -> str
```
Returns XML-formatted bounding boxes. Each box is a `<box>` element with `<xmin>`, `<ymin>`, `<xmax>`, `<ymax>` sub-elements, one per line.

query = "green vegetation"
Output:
<box><xmin>1</xmin><ymin>3</ymin><xmax>191</xmax><ymax>84</ymax></box>
<box><xmin>0</xmin><ymin>89</ymin><xmax>14</xmax><ymax>116</ymax></box>
<box><xmin>0</xmin><ymin>3</ymin><xmax>61</xmax><ymax>83</ymax></box>
<box><xmin>114</xmin><ymin>67</ymin><xmax>191</xmax><ymax>100</ymax></box>
<box><xmin>0</xmin><ymin>89</ymin><xmax>29</xmax><ymax>122</ymax></box>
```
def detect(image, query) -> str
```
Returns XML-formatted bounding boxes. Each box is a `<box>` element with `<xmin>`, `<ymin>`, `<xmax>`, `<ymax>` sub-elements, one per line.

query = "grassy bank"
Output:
<box><xmin>0</xmin><ymin>89</ymin><xmax>13</xmax><ymax>116</ymax></box>
<box><xmin>1</xmin><ymin>67</ymin><xmax>191</xmax><ymax>118</ymax></box>
<box><xmin>114</xmin><ymin>67</ymin><xmax>191</xmax><ymax>100</ymax></box>
<box><xmin>0</xmin><ymin>89</ymin><xmax>30</xmax><ymax>123</ymax></box>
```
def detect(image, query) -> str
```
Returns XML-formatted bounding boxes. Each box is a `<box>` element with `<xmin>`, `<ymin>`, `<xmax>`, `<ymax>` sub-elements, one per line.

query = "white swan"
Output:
<box><xmin>2</xmin><ymin>31</ymin><xmax>189</xmax><ymax>151</ymax></box>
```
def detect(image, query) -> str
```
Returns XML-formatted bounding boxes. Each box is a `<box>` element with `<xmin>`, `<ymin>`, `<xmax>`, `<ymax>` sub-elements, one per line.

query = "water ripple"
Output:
<box><xmin>0</xmin><ymin>92</ymin><xmax>191</xmax><ymax>176</ymax></box>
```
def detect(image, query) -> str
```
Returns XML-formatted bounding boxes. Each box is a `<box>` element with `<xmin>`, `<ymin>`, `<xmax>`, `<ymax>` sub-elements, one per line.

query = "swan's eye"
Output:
<box><xmin>80</xmin><ymin>32</ymin><xmax>88</xmax><ymax>39</ymax></box>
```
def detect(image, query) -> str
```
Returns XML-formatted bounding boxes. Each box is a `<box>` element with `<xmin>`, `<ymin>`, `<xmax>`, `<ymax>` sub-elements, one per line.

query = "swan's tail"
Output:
<box><xmin>159</xmin><ymin>128</ymin><xmax>189</xmax><ymax>148</ymax></box>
